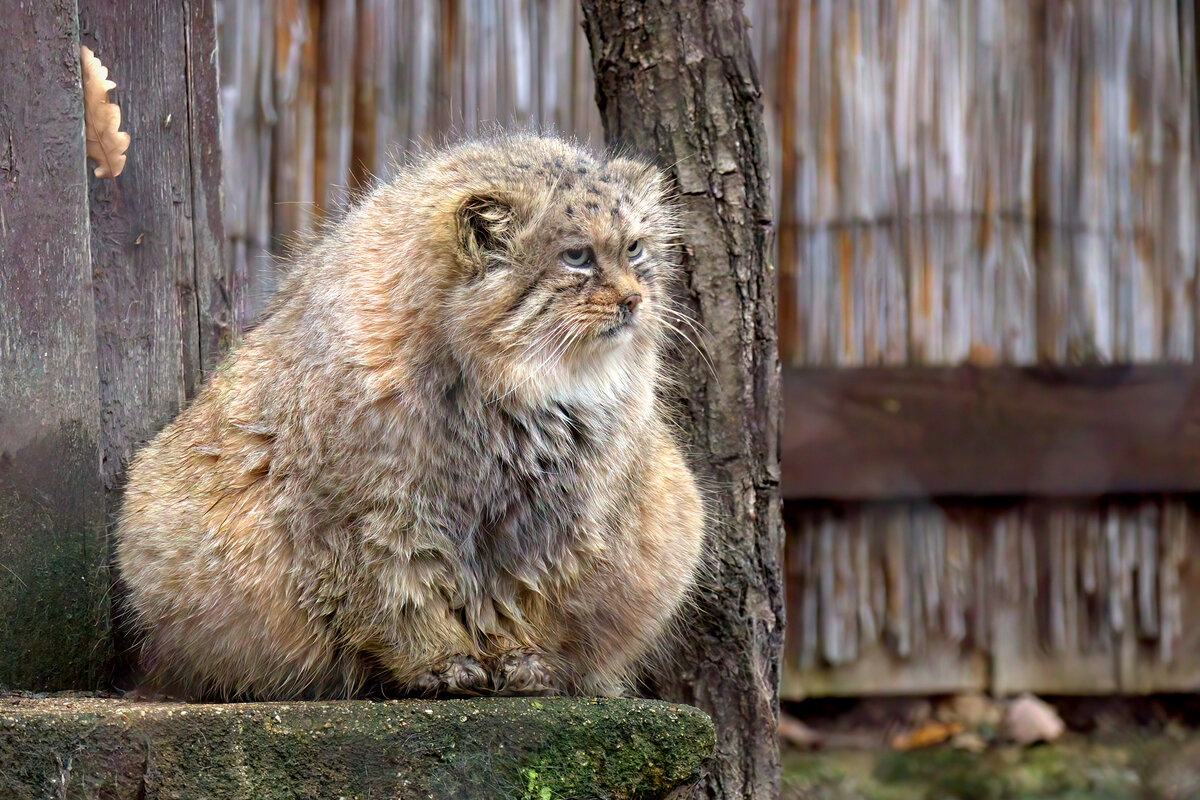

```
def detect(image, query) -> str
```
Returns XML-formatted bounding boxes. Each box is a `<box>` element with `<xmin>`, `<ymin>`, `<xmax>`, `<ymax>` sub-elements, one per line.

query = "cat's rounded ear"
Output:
<box><xmin>455</xmin><ymin>193</ymin><xmax>517</xmax><ymax>274</ymax></box>
<box><xmin>607</xmin><ymin>155</ymin><xmax>675</xmax><ymax>211</ymax></box>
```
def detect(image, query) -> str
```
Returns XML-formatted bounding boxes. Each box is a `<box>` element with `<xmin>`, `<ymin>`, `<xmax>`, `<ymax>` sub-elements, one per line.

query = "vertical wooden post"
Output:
<box><xmin>0</xmin><ymin>0</ymin><xmax>230</xmax><ymax>690</ymax></box>
<box><xmin>0</xmin><ymin>0</ymin><xmax>110</xmax><ymax>689</ymax></box>
<box><xmin>77</xmin><ymin>0</ymin><xmax>232</xmax><ymax>679</ymax></box>
<box><xmin>186</xmin><ymin>0</ymin><xmax>236</xmax><ymax>369</ymax></box>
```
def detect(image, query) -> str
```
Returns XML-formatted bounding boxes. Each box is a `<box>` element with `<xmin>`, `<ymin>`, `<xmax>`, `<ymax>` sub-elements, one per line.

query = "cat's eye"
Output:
<box><xmin>626</xmin><ymin>240</ymin><xmax>644</xmax><ymax>260</ymax></box>
<box><xmin>562</xmin><ymin>247</ymin><xmax>593</xmax><ymax>268</ymax></box>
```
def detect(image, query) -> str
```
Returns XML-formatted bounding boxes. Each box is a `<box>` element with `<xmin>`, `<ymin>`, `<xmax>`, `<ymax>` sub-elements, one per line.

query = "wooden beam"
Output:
<box><xmin>783</xmin><ymin>364</ymin><xmax>1200</xmax><ymax>499</ymax></box>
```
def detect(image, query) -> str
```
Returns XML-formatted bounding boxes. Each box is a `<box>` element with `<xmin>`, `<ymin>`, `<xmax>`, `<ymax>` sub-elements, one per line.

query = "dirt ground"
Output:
<box><xmin>782</xmin><ymin>696</ymin><xmax>1200</xmax><ymax>800</ymax></box>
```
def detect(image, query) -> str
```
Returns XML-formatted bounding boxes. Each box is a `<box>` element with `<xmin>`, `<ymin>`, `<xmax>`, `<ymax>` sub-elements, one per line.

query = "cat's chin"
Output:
<box><xmin>491</xmin><ymin>345</ymin><xmax>645</xmax><ymax>409</ymax></box>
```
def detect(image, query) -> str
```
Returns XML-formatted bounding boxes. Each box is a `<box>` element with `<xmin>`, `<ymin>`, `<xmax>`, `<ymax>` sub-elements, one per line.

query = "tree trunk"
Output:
<box><xmin>580</xmin><ymin>3</ymin><xmax>783</xmax><ymax>799</ymax></box>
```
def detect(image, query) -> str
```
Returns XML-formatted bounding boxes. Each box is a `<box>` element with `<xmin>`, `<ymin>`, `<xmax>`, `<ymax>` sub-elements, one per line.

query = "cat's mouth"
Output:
<box><xmin>598</xmin><ymin>317</ymin><xmax>635</xmax><ymax>339</ymax></box>
<box><xmin>597</xmin><ymin>303</ymin><xmax>640</xmax><ymax>340</ymax></box>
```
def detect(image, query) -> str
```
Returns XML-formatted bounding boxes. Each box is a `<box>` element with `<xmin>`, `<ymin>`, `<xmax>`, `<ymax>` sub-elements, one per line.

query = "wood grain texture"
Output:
<box><xmin>81</xmin><ymin>0</ymin><xmax>210</xmax><ymax>496</ymax></box>
<box><xmin>217</xmin><ymin>0</ymin><xmax>276</xmax><ymax>315</ymax></box>
<box><xmin>770</xmin><ymin>0</ymin><xmax>1200</xmax><ymax>698</ymax></box>
<box><xmin>79</xmin><ymin>0</ymin><xmax>231</xmax><ymax>683</ymax></box>
<box><xmin>759</xmin><ymin>0</ymin><xmax>1192</xmax><ymax>367</ymax></box>
<box><xmin>271</xmin><ymin>0</ymin><xmax>319</xmax><ymax>253</ymax></box>
<box><xmin>582</xmin><ymin>2</ymin><xmax>783</xmax><ymax>798</ymax></box>
<box><xmin>186</xmin><ymin>0</ymin><xmax>237</xmax><ymax>371</ymax></box>
<box><xmin>784</xmin><ymin>364</ymin><xmax>1200</xmax><ymax>499</ymax></box>
<box><xmin>782</xmin><ymin>498</ymin><xmax>1200</xmax><ymax>698</ymax></box>
<box><xmin>0</xmin><ymin>0</ymin><xmax>110</xmax><ymax>689</ymax></box>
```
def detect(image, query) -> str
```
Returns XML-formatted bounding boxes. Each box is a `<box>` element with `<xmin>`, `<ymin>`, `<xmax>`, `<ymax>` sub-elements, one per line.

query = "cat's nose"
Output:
<box><xmin>621</xmin><ymin>293</ymin><xmax>642</xmax><ymax>313</ymax></box>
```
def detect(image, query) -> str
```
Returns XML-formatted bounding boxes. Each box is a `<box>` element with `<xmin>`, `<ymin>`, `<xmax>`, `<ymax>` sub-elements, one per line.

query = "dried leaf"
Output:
<box><xmin>80</xmin><ymin>46</ymin><xmax>130</xmax><ymax>179</ymax></box>
<box><xmin>890</xmin><ymin>721</ymin><xmax>963</xmax><ymax>751</ymax></box>
<box><xmin>965</xmin><ymin>342</ymin><xmax>1001</xmax><ymax>367</ymax></box>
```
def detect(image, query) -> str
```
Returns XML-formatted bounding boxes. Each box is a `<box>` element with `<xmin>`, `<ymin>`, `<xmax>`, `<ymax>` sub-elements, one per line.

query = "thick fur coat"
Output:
<box><xmin>115</xmin><ymin>134</ymin><xmax>705</xmax><ymax>700</ymax></box>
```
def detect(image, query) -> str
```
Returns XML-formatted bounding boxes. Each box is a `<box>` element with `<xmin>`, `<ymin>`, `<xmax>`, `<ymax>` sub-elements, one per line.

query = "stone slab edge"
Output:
<box><xmin>0</xmin><ymin>695</ymin><xmax>714</xmax><ymax>799</ymax></box>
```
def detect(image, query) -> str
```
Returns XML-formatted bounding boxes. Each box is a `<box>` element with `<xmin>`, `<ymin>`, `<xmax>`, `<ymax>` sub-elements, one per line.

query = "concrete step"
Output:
<box><xmin>0</xmin><ymin>694</ymin><xmax>713</xmax><ymax>799</ymax></box>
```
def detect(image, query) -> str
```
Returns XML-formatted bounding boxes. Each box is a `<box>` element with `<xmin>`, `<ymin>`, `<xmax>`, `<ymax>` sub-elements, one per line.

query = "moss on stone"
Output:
<box><xmin>0</xmin><ymin>695</ymin><xmax>713</xmax><ymax>800</ymax></box>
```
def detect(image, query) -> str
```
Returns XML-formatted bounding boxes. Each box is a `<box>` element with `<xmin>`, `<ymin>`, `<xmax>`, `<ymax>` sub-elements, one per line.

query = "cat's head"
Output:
<box><xmin>430</xmin><ymin>135</ymin><xmax>681</xmax><ymax>406</ymax></box>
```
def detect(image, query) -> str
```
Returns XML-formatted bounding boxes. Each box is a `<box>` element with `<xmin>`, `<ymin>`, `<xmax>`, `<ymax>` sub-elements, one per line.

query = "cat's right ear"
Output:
<box><xmin>455</xmin><ymin>193</ymin><xmax>516</xmax><ymax>274</ymax></box>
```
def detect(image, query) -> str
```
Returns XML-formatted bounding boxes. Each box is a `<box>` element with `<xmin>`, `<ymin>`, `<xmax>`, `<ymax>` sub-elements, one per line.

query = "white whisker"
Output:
<box><xmin>654</xmin><ymin>314</ymin><xmax>718</xmax><ymax>381</ymax></box>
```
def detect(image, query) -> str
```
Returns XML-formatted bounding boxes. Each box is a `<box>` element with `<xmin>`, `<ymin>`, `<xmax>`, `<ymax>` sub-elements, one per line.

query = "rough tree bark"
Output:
<box><xmin>580</xmin><ymin>3</ymin><xmax>783</xmax><ymax>799</ymax></box>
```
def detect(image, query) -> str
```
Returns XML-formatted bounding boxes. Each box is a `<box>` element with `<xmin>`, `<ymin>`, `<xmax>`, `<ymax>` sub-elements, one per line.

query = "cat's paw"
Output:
<box><xmin>491</xmin><ymin>649</ymin><xmax>562</xmax><ymax>696</ymax></box>
<box><xmin>410</xmin><ymin>655</ymin><xmax>490</xmax><ymax>697</ymax></box>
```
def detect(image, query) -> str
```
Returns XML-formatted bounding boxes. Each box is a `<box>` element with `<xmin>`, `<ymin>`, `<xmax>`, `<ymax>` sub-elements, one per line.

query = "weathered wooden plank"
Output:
<box><xmin>1115</xmin><ymin>499</ymin><xmax>1200</xmax><ymax>691</ymax></box>
<box><xmin>1011</xmin><ymin>0</ymin><xmax>1197</xmax><ymax>697</ymax></box>
<box><xmin>187</xmin><ymin>0</ymin><xmax>238</xmax><ymax>369</ymax></box>
<box><xmin>784</xmin><ymin>646</ymin><xmax>988</xmax><ymax>699</ymax></box>
<box><xmin>989</xmin><ymin>503</ymin><xmax>1122</xmax><ymax>696</ymax></box>
<box><xmin>1035</xmin><ymin>0</ymin><xmax>1196</xmax><ymax>364</ymax></box>
<box><xmin>216</xmin><ymin>0</ymin><xmax>276</xmax><ymax>321</ymax></box>
<box><xmin>773</xmin><ymin>0</ymin><xmax>799</xmax><ymax>363</ymax></box>
<box><xmin>0</xmin><ymin>0</ymin><xmax>109</xmax><ymax>689</ymax></box>
<box><xmin>788</xmin><ymin>0</ymin><xmax>1039</xmax><ymax>368</ymax></box>
<box><xmin>783</xmin><ymin>504</ymin><xmax>988</xmax><ymax>699</ymax></box>
<box><xmin>349</xmin><ymin>0</ymin><xmax>378</xmax><ymax>195</ymax></box>
<box><xmin>316</xmin><ymin>0</ymin><xmax>355</xmax><ymax>213</ymax></box>
<box><xmin>784</xmin><ymin>364</ymin><xmax>1200</xmax><ymax>499</ymax></box>
<box><xmin>271</xmin><ymin>0</ymin><xmax>318</xmax><ymax>247</ymax></box>
<box><xmin>216</xmin><ymin>0</ymin><xmax>605</xmax><ymax>313</ymax></box>
<box><xmin>80</xmin><ymin>0</ymin><xmax>205</xmax><ymax>498</ymax></box>
<box><xmin>783</xmin><ymin>493</ymin><xmax>1200</xmax><ymax>699</ymax></box>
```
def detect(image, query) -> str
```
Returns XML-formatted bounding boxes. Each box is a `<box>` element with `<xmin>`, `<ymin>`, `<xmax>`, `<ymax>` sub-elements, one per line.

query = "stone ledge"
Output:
<box><xmin>0</xmin><ymin>695</ymin><xmax>714</xmax><ymax>799</ymax></box>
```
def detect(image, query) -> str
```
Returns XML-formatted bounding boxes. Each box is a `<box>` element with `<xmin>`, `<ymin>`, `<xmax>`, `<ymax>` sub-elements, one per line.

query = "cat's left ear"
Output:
<box><xmin>608</xmin><ymin>156</ymin><xmax>672</xmax><ymax>203</ymax></box>
<box><xmin>455</xmin><ymin>193</ymin><xmax>518</xmax><ymax>274</ymax></box>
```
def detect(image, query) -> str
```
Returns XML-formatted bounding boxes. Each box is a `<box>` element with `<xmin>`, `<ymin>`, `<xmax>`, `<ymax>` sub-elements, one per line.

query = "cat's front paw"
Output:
<box><xmin>491</xmin><ymin>649</ymin><xmax>562</xmax><ymax>696</ymax></box>
<box><xmin>410</xmin><ymin>655</ymin><xmax>490</xmax><ymax>697</ymax></box>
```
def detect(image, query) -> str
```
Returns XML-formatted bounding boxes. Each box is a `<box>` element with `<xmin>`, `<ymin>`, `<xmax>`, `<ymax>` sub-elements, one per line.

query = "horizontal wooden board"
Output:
<box><xmin>783</xmin><ymin>364</ymin><xmax>1200</xmax><ymax>499</ymax></box>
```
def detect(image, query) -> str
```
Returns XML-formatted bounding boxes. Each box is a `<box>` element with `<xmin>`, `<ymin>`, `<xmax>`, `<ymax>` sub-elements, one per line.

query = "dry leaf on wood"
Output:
<box><xmin>80</xmin><ymin>46</ymin><xmax>130</xmax><ymax>178</ymax></box>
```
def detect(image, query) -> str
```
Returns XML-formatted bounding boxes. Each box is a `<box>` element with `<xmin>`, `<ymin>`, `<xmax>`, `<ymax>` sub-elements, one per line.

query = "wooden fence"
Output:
<box><xmin>3</xmin><ymin>0</ymin><xmax>1197</xmax><ymax>696</ymax></box>
<box><xmin>216</xmin><ymin>0</ymin><xmax>604</xmax><ymax>319</ymax></box>
<box><xmin>772</xmin><ymin>0</ymin><xmax>1200</xmax><ymax>697</ymax></box>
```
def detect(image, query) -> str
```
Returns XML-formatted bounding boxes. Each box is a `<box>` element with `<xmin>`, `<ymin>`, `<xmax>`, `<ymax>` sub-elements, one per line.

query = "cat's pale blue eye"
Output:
<box><xmin>626</xmin><ymin>240</ymin><xmax>644</xmax><ymax>260</ymax></box>
<box><xmin>562</xmin><ymin>247</ymin><xmax>593</xmax><ymax>268</ymax></box>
